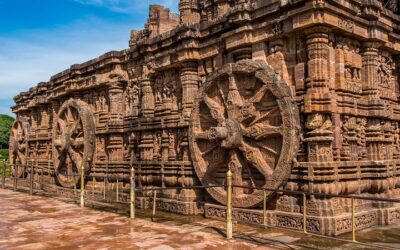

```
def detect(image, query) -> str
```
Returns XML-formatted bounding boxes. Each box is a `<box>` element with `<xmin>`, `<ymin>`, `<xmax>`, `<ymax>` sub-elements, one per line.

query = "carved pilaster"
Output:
<box><xmin>361</xmin><ymin>42</ymin><xmax>381</xmax><ymax>99</ymax></box>
<box><xmin>108</xmin><ymin>82</ymin><xmax>124</xmax><ymax>123</ymax></box>
<box><xmin>179</xmin><ymin>0</ymin><xmax>200</xmax><ymax>24</ymax></box>
<box><xmin>232</xmin><ymin>47</ymin><xmax>252</xmax><ymax>62</ymax></box>
<box><xmin>180</xmin><ymin>62</ymin><xmax>199</xmax><ymax>118</ymax></box>
<box><xmin>141</xmin><ymin>78</ymin><xmax>155</xmax><ymax>117</ymax></box>
<box><xmin>139</xmin><ymin>132</ymin><xmax>154</xmax><ymax>161</ymax></box>
<box><xmin>304</xmin><ymin>27</ymin><xmax>333</xmax><ymax>113</ymax></box>
<box><xmin>305</xmin><ymin>29</ymin><xmax>330</xmax><ymax>89</ymax></box>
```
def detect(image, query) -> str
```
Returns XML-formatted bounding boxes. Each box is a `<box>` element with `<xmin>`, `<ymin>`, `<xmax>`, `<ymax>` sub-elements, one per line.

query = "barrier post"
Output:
<box><xmin>22</xmin><ymin>162</ymin><xmax>25</xmax><ymax>179</ymax></box>
<box><xmin>14</xmin><ymin>159</ymin><xmax>18</xmax><ymax>192</ymax></box>
<box><xmin>226</xmin><ymin>170</ymin><xmax>233</xmax><ymax>240</ymax></box>
<box><xmin>103</xmin><ymin>177</ymin><xmax>106</xmax><ymax>200</ymax></box>
<box><xmin>116</xmin><ymin>176</ymin><xmax>119</xmax><ymax>202</ymax></box>
<box><xmin>130</xmin><ymin>166</ymin><xmax>135</xmax><ymax>219</ymax></box>
<box><xmin>263</xmin><ymin>189</ymin><xmax>267</xmax><ymax>225</ymax></box>
<box><xmin>30</xmin><ymin>160</ymin><xmax>34</xmax><ymax>195</ymax></box>
<box><xmin>152</xmin><ymin>190</ymin><xmax>157</xmax><ymax>220</ymax></box>
<box><xmin>303</xmin><ymin>193</ymin><xmax>307</xmax><ymax>233</ymax></box>
<box><xmin>92</xmin><ymin>176</ymin><xmax>95</xmax><ymax>200</ymax></box>
<box><xmin>74</xmin><ymin>176</ymin><xmax>77</xmax><ymax>196</ymax></box>
<box><xmin>352</xmin><ymin>197</ymin><xmax>356</xmax><ymax>242</ymax></box>
<box><xmin>2</xmin><ymin>159</ymin><xmax>5</xmax><ymax>189</ymax></box>
<box><xmin>80</xmin><ymin>163</ymin><xmax>85</xmax><ymax>207</ymax></box>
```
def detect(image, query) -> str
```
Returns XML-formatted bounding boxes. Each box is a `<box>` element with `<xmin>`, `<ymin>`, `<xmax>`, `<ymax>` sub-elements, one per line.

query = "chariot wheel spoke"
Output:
<box><xmin>239</xmin><ymin>141</ymin><xmax>273</xmax><ymax>178</ymax></box>
<box><xmin>243</xmin><ymin>123</ymin><xmax>283</xmax><ymax>140</ymax></box>
<box><xmin>228</xmin><ymin>150</ymin><xmax>245</xmax><ymax>196</ymax></box>
<box><xmin>201</xmin><ymin>144</ymin><xmax>219</xmax><ymax>156</ymax></box>
<box><xmin>227</xmin><ymin>73</ymin><xmax>244</xmax><ymax>107</ymax></box>
<box><xmin>247</xmin><ymin>84</ymin><xmax>269</xmax><ymax>103</ymax></box>
<box><xmin>72</xmin><ymin>137</ymin><xmax>84</xmax><ymax>148</ymax></box>
<box><xmin>249</xmin><ymin>107</ymin><xmax>279</xmax><ymax>127</ymax></box>
<box><xmin>203</xmin><ymin>95</ymin><xmax>226</xmax><ymax>124</ymax></box>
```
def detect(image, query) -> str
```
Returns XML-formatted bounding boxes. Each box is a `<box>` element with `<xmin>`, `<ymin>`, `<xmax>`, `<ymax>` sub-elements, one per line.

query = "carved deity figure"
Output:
<box><xmin>377</xmin><ymin>55</ymin><xmax>394</xmax><ymax>88</ymax></box>
<box><xmin>306</xmin><ymin>113</ymin><xmax>332</xmax><ymax>133</ymax></box>
<box><xmin>126</xmin><ymin>82</ymin><xmax>140</xmax><ymax>115</ymax></box>
<box><xmin>96</xmin><ymin>91</ymin><xmax>108</xmax><ymax>111</ymax></box>
<box><xmin>168</xmin><ymin>131</ymin><xmax>177</xmax><ymax>160</ymax></box>
<box><xmin>155</xmin><ymin>76</ymin><xmax>163</xmax><ymax>104</ymax></box>
<box><xmin>153</xmin><ymin>132</ymin><xmax>161</xmax><ymax>160</ymax></box>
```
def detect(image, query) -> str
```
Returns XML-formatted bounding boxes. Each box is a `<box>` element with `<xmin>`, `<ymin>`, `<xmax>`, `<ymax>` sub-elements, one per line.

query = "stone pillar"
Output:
<box><xmin>305</xmin><ymin>28</ymin><xmax>330</xmax><ymax>89</ymax></box>
<box><xmin>179</xmin><ymin>0</ymin><xmax>200</xmax><ymax>24</ymax></box>
<box><xmin>361</xmin><ymin>42</ymin><xmax>381</xmax><ymax>99</ymax></box>
<box><xmin>108</xmin><ymin>82</ymin><xmax>124</xmax><ymax>123</ymax></box>
<box><xmin>141</xmin><ymin>77</ymin><xmax>155</xmax><ymax>117</ymax></box>
<box><xmin>180</xmin><ymin>62</ymin><xmax>199</xmax><ymax>118</ymax></box>
<box><xmin>232</xmin><ymin>47</ymin><xmax>252</xmax><ymax>62</ymax></box>
<box><xmin>304</xmin><ymin>27</ymin><xmax>333</xmax><ymax>113</ymax></box>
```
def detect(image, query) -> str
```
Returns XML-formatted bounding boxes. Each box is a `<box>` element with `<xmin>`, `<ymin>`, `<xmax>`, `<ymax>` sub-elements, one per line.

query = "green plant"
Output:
<box><xmin>0</xmin><ymin>114</ymin><xmax>14</xmax><ymax>149</ymax></box>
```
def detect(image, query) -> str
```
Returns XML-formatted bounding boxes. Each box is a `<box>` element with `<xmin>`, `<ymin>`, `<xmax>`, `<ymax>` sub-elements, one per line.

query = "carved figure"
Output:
<box><xmin>9</xmin><ymin>1</ymin><xmax>400</xmax><ymax>236</ymax></box>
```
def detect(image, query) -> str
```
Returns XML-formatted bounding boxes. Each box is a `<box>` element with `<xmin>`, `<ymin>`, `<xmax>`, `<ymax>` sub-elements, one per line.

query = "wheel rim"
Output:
<box><xmin>189</xmin><ymin>60</ymin><xmax>300</xmax><ymax>208</ymax></box>
<box><xmin>9</xmin><ymin>118</ymin><xmax>29</xmax><ymax>178</ymax></box>
<box><xmin>53</xmin><ymin>99</ymin><xmax>95</xmax><ymax>188</ymax></box>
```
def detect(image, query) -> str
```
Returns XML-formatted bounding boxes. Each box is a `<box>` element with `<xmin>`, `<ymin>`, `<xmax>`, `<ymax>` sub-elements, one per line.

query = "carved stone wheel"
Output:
<box><xmin>9</xmin><ymin>118</ymin><xmax>30</xmax><ymax>178</ymax></box>
<box><xmin>190</xmin><ymin>60</ymin><xmax>300</xmax><ymax>208</ymax></box>
<box><xmin>53</xmin><ymin>99</ymin><xmax>95</xmax><ymax>188</ymax></box>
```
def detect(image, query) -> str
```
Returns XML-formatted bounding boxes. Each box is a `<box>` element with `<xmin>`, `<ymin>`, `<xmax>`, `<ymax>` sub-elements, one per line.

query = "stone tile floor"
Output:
<box><xmin>0</xmin><ymin>189</ymin><xmax>275</xmax><ymax>250</ymax></box>
<box><xmin>1</xmin><ymin>188</ymin><xmax>400</xmax><ymax>250</ymax></box>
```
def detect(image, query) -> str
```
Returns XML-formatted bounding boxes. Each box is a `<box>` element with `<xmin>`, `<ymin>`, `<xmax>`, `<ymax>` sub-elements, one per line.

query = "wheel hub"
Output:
<box><xmin>209</xmin><ymin>119</ymin><xmax>242</xmax><ymax>148</ymax></box>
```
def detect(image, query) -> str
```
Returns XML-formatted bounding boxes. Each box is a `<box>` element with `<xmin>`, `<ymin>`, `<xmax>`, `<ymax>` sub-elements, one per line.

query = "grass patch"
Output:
<box><xmin>0</xmin><ymin>148</ymin><xmax>10</xmax><ymax>176</ymax></box>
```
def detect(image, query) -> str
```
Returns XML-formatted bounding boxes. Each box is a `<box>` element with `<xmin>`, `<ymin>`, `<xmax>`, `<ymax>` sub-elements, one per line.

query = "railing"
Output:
<box><xmin>2</xmin><ymin>160</ymin><xmax>400</xmax><ymax>250</ymax></box>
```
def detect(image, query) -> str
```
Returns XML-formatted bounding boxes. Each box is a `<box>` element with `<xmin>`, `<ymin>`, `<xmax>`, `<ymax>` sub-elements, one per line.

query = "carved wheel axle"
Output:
<box><xmin>53</xmin><ymin>99</ymin><xmax>95</xmax><ymax>188</ymax></box>
<box><xmin>190</xmin><ymin>60</ymin><xmax>299</xmax><ymax>208</ymax></box>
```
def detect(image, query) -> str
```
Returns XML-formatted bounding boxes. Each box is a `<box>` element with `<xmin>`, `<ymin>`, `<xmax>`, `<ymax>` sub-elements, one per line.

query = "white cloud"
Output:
<box><xmin>0</xmin><ymin>0</ymin><xmax>180</xmax><ymax>116</ymax></box>
<box><xmin>0</xmin><ymin>18</ymin><xmax>135</xmax><ymax>115</ymax></box>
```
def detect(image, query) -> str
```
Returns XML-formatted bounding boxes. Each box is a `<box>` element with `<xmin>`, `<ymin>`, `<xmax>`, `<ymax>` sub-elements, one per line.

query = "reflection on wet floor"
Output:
<box><xmin>0</xmin><ymin>189</ymin><xmax>270</xmax><ymax>249</ymax></box>
<box><xmin>0</xmin><ymin>188</ymin><xmax>399</xmax><ymax>250</ymax></box>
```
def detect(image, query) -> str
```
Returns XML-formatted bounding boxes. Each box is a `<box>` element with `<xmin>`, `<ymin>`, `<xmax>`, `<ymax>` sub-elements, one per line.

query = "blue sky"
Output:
<box><xmin>0</xmin><ymin>0</ymin><xmax>179</xmax><ymax>116</ymax></box>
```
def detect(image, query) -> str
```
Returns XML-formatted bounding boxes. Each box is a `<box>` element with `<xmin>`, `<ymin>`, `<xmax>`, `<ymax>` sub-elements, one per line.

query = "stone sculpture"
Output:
<box><xmin>9</xmin><ymin>0</ymin><xmax>400</xmax><ymax>235</ymax></box>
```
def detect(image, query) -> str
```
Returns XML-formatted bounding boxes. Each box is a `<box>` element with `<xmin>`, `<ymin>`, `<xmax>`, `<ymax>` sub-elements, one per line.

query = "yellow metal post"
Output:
<box><xmin>263</xmin><ymin>190</ymin><xmax>267</xmax><ymax>225</ymax></box>
<box><xmin>303</xmin><ymin>193</ymin><xmax>307</xmax><ymax>233</ymax></box>
<box><xmin>352</xmin><ymin>197</ymin><xmax>356</xmax><ymax>242</ymax></box>
<box><xmin>103</xmin><ymin>177</ymin><xmax>106</xmax><ymax>200</ymax></box>
<box><xmin>74</xmin><ymin>178</ymin><xmax>77</xmax><ymax>196</ymax></box>
<box><xmin>226</xmin><ymin>170</ymin><xmax>233</xmax><ymax>240</ymax></box>
<box><xmin>92</xmin><ymin>176</ymin><xmax>95</xmax><ymax>200</ymax></box>
<box><xmin>30</xmin><ymin>160</ymin><xmax>34</xmax><ymax>195</ymax></box>
<box><xmin>152</xmin><ymin>190</ymin><xmax>157</xmax><ymax>220</ymax></box>
<box><xmin>130</xmin><ymin>166</ymin><xmax>135</xmax><ymax>219</ymax></box>
<box><xmin>116</xmin><ymin>176</ymin><xmax>119</xmax><ymax>202</ymax></box>
<box><xmin>80</xmin><ymin>163</ymin><xmax>85</xmax><ymax>207</ymax></box>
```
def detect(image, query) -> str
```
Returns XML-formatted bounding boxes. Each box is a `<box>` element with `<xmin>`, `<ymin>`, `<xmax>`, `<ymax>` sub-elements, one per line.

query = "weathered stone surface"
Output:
<box><xmin>9</xmin><ymin>0</ymin><xmax>400</xmax><ymax>235</ymax></box>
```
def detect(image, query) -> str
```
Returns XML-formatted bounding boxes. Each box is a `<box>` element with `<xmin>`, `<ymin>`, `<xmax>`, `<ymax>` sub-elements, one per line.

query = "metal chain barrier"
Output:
<box><xmin>2</xmin><ymin>159</ymin><xmax>400</xmax><ymax>250</ymax></box>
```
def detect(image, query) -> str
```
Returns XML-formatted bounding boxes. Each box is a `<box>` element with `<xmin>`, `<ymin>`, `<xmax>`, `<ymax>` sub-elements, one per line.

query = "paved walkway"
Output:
<box><xmin>0</xmin><ymin>189</ymin><xmax>272</xmax><ymax>250</ymax></box>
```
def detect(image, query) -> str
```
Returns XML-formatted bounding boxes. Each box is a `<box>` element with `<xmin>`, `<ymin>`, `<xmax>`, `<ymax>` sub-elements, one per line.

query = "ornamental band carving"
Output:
<box><xmin>10</xmin><ymin>0</ymin><xmax>400</xmax><ymax>235</ymax></box>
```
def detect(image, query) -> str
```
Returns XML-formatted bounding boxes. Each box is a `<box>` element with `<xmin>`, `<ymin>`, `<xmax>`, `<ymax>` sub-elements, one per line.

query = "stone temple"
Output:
<box><xmin>9</xmin><ymin>0</ymin><xmax>400</xmax><ymax>235</ymax></box>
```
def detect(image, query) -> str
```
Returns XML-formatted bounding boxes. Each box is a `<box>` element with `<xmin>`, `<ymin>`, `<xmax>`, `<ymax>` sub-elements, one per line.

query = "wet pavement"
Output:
<box><xmin>1</xmin><ymin>188</ymin><xmax>400</xmax><ymax>250</ymax></box>
<box><xmin>0</xmin><ymin>189</ymin><xmax>273</xmax><ymax>250</ymax></box>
